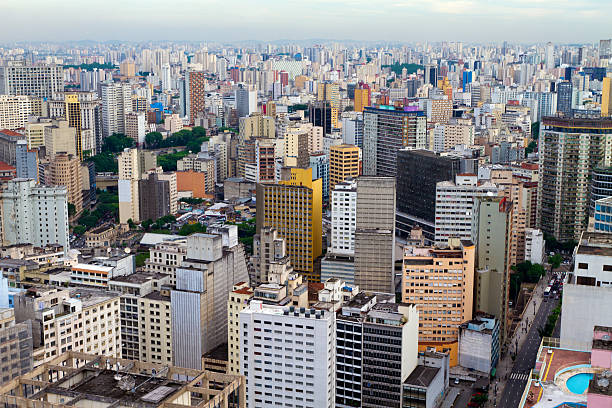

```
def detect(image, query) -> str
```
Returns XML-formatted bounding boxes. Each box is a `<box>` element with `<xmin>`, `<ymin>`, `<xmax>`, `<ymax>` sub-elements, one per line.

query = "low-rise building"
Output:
<box><xmin>458</xmin><ymin>313</ymin><xmax>500</xmax><ymax>374</ymax></box>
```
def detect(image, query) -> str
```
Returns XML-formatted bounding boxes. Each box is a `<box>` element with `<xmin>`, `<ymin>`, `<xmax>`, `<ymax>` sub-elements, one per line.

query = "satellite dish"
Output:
<box><xmin>107</xmin><ymin>247</ymin><xmax>112</xmax><ymax>253</ymax></box>
<box><xmin>124</xmin><ymin>248</ymin><xmax>131</xmax><ymax>254</ymax></box>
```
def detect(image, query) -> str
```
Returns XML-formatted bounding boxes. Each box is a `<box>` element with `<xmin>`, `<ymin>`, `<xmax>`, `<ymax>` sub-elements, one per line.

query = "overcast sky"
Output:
<box><xmin>2</xmin><ymin>0</ymin><xmax>610</xmax><ymax>43</ymax></box>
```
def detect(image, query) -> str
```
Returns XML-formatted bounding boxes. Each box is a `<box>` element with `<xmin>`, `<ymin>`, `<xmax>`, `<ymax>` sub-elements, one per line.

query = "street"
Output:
<box><xmin>495</xmin><ymin>292</ymin><xmax>559</xmax><ymax>407</ymax></box>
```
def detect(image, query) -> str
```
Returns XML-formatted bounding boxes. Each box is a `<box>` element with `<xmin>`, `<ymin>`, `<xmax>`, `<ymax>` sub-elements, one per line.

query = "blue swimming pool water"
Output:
<box><xmin>566</xmin><ymin>373</ymin><xmax>593</xmax><ymax>394</ymax></box>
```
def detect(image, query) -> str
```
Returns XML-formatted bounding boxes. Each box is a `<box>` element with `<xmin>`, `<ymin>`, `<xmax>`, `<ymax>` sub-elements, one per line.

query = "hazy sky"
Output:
<box><xmin>2</xmin><ymin>0</ymin><xmax>610</xmax><ymax>43</ymax></box>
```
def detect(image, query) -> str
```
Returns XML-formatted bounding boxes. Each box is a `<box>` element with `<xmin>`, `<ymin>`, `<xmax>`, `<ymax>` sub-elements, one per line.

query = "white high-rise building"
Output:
<box><xmin>101</xmin><ymin>81</ymin><xmax>132</xmax><ymax>137</ymax></box>
<box><xmin>240</xmin><ymin>300</ymin><xmax>336</xmax><ymax>408</ymax></box>
<box><xmin>0</xmin><ymin>95</ymin><xmax>34</xmax><ymax>130</ymax></box>
<box><xmin>0</xmin><ymin>179</ymin><xmax>69</xmax><ymax>253</ymax></box>
<box><xmin>545</xmin><ymin>42</ymin><xmax>555</xmax><ymax>70</ymax></box>
<box><xmin>331</xmin><ymin>179</ymin><xmax>357</xmax><ymax>256</ymax></box>
<box><xmin>161</xmin><ymin>63</ymin><xmax>171</xmax><ymax>91</ymax></box>
<box><xmin>0</xmin><ymin>62</ymin><xmax>63</xmax><ymax>98</ymax></box>
<box><xmin>434</xmin><ymin>174</ymin><xmax>499</xmax><ymax>245</ymax></box>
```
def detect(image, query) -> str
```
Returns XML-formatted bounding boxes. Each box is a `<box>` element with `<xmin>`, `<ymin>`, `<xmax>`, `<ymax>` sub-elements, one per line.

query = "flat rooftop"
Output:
<box><xmin>576</xmin><ymin>232</ymin><xmax>612</xmax><ymax>257</ymax></box>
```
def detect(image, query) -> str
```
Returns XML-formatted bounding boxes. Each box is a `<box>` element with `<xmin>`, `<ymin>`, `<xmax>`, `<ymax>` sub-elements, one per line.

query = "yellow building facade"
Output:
<box><xmin>256</xmin><ymin>167</ymin><xmax>322</xmax><ymax>281</ymax></box>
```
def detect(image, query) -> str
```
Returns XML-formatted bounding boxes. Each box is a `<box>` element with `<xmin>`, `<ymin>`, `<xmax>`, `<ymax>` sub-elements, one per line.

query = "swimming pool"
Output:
<box><xmin>566</xmin><ymin>373</ymin><xmax>593</xmax><ymax>394</ymax></box>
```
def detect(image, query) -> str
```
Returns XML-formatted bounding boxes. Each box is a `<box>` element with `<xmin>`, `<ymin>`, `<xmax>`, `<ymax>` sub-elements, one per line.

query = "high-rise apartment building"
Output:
<box><xmin>402</xmin><ymin>241</ymin><xmax>476</xmax><ymax>366</ymax></box>
<box><xmin>0</xmin><ymin>179</ymin><xmax>69</xmax><ymax>252</ymax></box>
<box><xmin>188</xmin><ymin>70</ymin><xmax>206</xmax><ymax>124</ymax></box>
<box><xmin>330</xmin><ymin>179</ymin><xmax>357</xmax><ymax>256</ymax></box>
<box><xmin>101</xmin><ymin>81</ymin><xmax>132</xmax><ymax>138</ymax></box>
<box><xmin>434</xmin><ymin>174</ymin><xmax>499</xmax><ymax>245</ymax></box>
<box><xmin>284</xmin><ymin>129</ymin><xmax>309</xmax><ymax>168</ymax></box>
<box><xmin>118</xmin><ymin>148</ymin><xmax>157</xmax><ymax>224</ymax></box>
<box><xmin>0</xmin><ymin>129</ymin><xmax>26</xmax><ymax>166</ymax></box>
<box><xmin>354</xmin><ymin>176</ymin><xmax>395</xmax><ymax>292</ymax></box>
<box><xmin>329</xmin><ymin>144</ymin><xmax>359</xmax><ymax>194</ymax></box>
<box><xmin>317</xmin><ymin>82</ymin><xmax>340</xmax><ymax>127</ymax></box>
<box><xmin>309</xmin><ymin>152</ymin><xmax>329</xmax><ymax>203</ymax></box>
<box><xmin>309</xmin><ymin>101</ymin><xmax>334</xmax><ymax>135</ymax></box>
<box><xmin>47</xmin><ymin>91</ymin><xmax>102</xmax><ymax>155</ymax></box>
<box><xmin>538</xmin><ymin>117</ymin><xmax>612</xmax><ymax>241</ymax></box>
<box><xmin>49</xmin><ymin>153</ymin><xmax>83</xmax><ymax>215</ymax></box>
<box><xmin>238</xmin><ymin>113</ymin><xmax>276</xmax><ymax>140</ymax></box>
<box><xmin>0</xmin><ymin>62</ymin><xmax>63</xmax><ymax>98</ymax></box>
<box><xmin>240</xmin><ymin>300</ymin><xmax>336</xmax><ymax>408</ymax></box>
<box><xmin>354</xmin><ymin>87</ymin><xmax>371</xmax><ymax>112</ymax></box>
<box><xmin>557</xmin><ymin>81</ymin><xmax>573</xmax><ymax>118</ymax></box>
<box><xmin>473</xmin><ymin>196</ymin><xmax>513</xmax><ymax>340</ymax></box>
<box><xmin>341</xmin><ymin>111</ymin><xmax>364</xmax><ymax>148</ymax></box>
<box><xmin>25</xmin><ymin>117</ymin><xmax>52</xmax><ymax>149</ymax></box>
<box><xmin>256</xmin><ymin>167</ymin><xmax>323</xmax><ymax>281</ymax></box>
<box><xmin>363</xmin><ymin>106</ymin><xmax>427</xmax><ymax>176</ymax></box>
<box><xmin>43</xmin><ymin>119</ymin><xmax>76</xmax><ymax>158</ymax></box>
<box><xmin>0</xmin><ymin>309</ymin><xmax>33</xmax><ymax>382</ymax></box>
<box><xmin>427</xmin><ymin>97</ymin><xmax>453</xmax><ymax>124</ymax></box>
<box><xmin>63</xmin><ymin>93</ymin><xmax>83</xmax><ymax>160</ymax></box>
<box><xmin>236</xmin><ymin>84</ymin><xmax>257</xmax><ymax>118</ymax></box>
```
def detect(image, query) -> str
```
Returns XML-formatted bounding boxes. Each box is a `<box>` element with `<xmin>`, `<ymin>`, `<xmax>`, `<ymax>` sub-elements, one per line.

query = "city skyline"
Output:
<box><xmin>3</xmin><ymin>0</ymin><xmax>611</xmax><ymax>43</ymax></box>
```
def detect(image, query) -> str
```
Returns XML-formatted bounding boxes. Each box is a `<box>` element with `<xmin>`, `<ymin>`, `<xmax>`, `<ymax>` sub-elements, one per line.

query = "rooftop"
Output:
<box><xmin>403</xmin><ymin>365</ymin><xmax>440</xmax><ymax>388</ymax></box>
<box><xmin>576</xmin><ymin>232</ymin><xmax>612</xmax><ymax>256</ymax></box>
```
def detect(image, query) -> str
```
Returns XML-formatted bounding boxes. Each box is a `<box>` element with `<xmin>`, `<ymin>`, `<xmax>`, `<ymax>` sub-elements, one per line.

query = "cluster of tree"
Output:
<box><xmin>178</xmin><ymin>222</ymin><xmax>207</xmax><ymax>236</ymax></box>
<box><xmin>63</xmin><ymin>62</ymin><xmax>116</xmax><ymax>71</ymax></box>
<box><xmin>382</xmin><ymin>63</ymin><xmax>424</xmax><ymax>76</ymax></box>
<box><xmin>141</xmin><ymin>215</ymin><xmax>176</xmax><ymax>233</ymax></box>
<box><xmin>157</xmin><ymin>150</ymin><xmax>189</xmax><ymax>172</ymax></box>
<box><xmin>544</xmin><ymin>233</ymin><xmax>576</xmax><ymax>254</ymax></box>
<box><xmin>539</xmin><ymin>301</ymin><xmax>561</xmax><ymax>338</ymax></box>
<box><xmin>509</xmin><ymin>261</ymin><xmax>546</xmax><ymax>302</ymax></box>
<box><xmin>144</xmin><ymin>127</ymin><xmax>207</xmax><ymax>152</ymax></box>
<box><xmin>102</xmin><ymin>133</ymin><xmax>134</xmax><ymax>153</ymax></box>
<box><xmin>135</xmin><ymin>252</ymin><xmax>150</xmax><ymax>267</ymax></box>
<box><xmin>73</xmin><ymin>191</ymin><xmax>119</xmax><ymax>235</ymax></box>
<box><xmin>548</xmin><ymin>253</ymin><xmax>563</xmax><ymax>270</ymax></box>
<box><xmin>86</xmin><ymin>152</ymin><xmax>117</xmax><ymax>173</ymax></box>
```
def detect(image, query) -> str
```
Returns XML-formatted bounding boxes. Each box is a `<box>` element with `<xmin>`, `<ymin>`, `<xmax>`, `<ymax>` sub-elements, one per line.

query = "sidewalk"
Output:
<box><xmin>486</xmin><ymin>270</ymin><xmax>552</xmax><ymax>407</ymax></box>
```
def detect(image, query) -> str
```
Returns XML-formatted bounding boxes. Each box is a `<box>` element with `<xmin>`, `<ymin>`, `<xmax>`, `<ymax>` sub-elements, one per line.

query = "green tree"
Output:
<box><xmin>72</xmin><ymin>225</ymin><xmax>87</xmax><ymax>236</ymax></box>
<box><xmin>548</xmin><ymin>253</ymin><xmax>563</xmax><ymax>270</ymax></box>
<box><xmin>68</xmin><ymin>203</ymin><xmax>76</xmax><ymax>216</ymax></box>
<box><xmin>102</xmin><ymin>134</ymin><xmax>134</xmax><ymax>153</ymax></box>
<box><xmin>135</xmin><ymin>252</ymin><xmax>150</xmax><ymax>267</ymax></box>
<box><xmin>141</xmin><ymin>219</ymin><xmax>154</xmax><ymax>231</ymax></box>
<box><xmin>531</xmin><ymin>122</ymin><xmax>540</xmax><ymax>139</ymax></box>
<box><xmin>525</xmin><ymin>140</ymin><xmax>537</xmax><ymax>154</ymax></box>
<box><xmin>86</xmin><ymin>152</ymin><xmax>118</xmax><ymax>173</ymax></box>
<box><xmin>157</xmin><ymin>150</ymin><xmax>189</xmax><ymax>171</ymax></box>
<box><xmin>178</xmin><ymin>222</ymin><xmax>207</xmax><ymax>236</ymax></box>
<box><xmin>78</xmin><ymin>215</ymin><xmax>98</xmax><ymax>228</ymax></box>
<box><xmin>145</xmin><ymin>132</ymin><xmax>163</xmax><ymax>148</ymax></box>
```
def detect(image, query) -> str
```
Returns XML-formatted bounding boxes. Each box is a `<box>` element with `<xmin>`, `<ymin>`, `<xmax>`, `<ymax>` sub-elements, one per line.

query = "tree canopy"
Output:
<box><xmin>86</xmin><ymin>152</ymin><xmax>117</xmax><ymax>173</ymax></box>
<box><xmin>102</xmin><ymin>134</ymin><xmax>134</xmax><ymax>153</ymax></box>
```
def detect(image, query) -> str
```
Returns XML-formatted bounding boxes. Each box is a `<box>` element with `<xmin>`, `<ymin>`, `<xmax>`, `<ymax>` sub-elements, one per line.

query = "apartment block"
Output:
<box><xmin>240</xmin><ymin>300</ymin><xmax>336</xmax><ymax>408</ymax></box>
<box><xmin>251</xmin><ymin>226</ymin><xmax>293</xmax><ymax>286</ymax></box>
<box><xmin>0</xmin><ymin>308</ymin><xmax>33</xmax><ymax>383</ymax></box>
<box><xmin>402</xmin><ymin>240</ymin><xmax>476</xmax><ymax>366</ymax></box>
<box><xmin>48</xmin><ymin>153</ymin><xmax>82</xmax><ymax>215</ymax></box>
<box><xmin>0</xmin><ymin>62</ymin><xmax>63</xmax><ymax>98</ymax></box>
<box><xmin>43</xmin><ymin>119</ymin><xmax>77</xmax><ymax>158</ymax></box>
<box><xmin>0</xmin><ymin>95</ymin><xmax>35</xmax><ymax>130</ymax></box>
<box><xmin>227</xmin><ymin>282</ymin><xmax>253</xmax><ymax>376</ymax></box>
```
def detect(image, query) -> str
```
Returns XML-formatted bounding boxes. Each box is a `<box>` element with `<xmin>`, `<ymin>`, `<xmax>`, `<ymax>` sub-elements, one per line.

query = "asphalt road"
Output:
<box><xmin>497</xmin><ymin>297</ymin><xmax>559</xmax><ymax>408</ymax></box>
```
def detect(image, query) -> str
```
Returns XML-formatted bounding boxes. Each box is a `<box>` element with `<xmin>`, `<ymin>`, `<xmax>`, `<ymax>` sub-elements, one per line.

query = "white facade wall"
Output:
<box><xmin>240</xmin><ymin>301</ymin><xmax>335</xmax><ymax>408</ymax></box>
<box><xmin>331</xmin><ymin>181</ymin><xmax>357</xmax><ymax>255</ymax></box>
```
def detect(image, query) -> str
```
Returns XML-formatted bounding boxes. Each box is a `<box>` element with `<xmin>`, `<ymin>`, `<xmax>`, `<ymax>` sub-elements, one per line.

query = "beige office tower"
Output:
<box><xmin>208</xmin><ymin>132</ymin><xmax>231</xmax><ymax>181</ymax></box>
<box><xmin>25</xmin><ymin>117</ymin><xmax>53</xmax><ymax>149</ymax></box>
<box><xmin>238</xmin><ymin>113</ymin><xmax>275</xmax><ymax>140</ymax></box>
<box><xmin>354</xmin><ymin>176</ymin><xmax>396</xmax><ymax>292</ymax></box>
<box><xmin>157</xmin><ymin>172</ymin><xmax>178</xmax><ymax>214</ymax></box>
<box><xmin>283</xmin><ymin>128</ymin><xmax>309</xmax><ymax>167</ymax></box>
<box><xmin>473</xmin><ymin>196</ymin><xmax>513</xmax><ymax>341</ymax></box>
<box><xmin>490</xmin><ymin>168</ymin><xmax>536</xmax><ymax>264</ymax></box>
<box><xmin>227</xmin><ymin>282</ymin><xmax>253</xmax><ymax>375</ymax></box>
<box><xmin>120</xmin><ymin>60</ymin><xmax>136</xmax><ymax>77</ymax></box>
<box><xmin>402</xmin><ymin>240</ymin><xmax>476</xmax><ymax>366</ymax></box>
<box><xmin>118</xmin><ymin>148</ymin><xmax>157</xmax><ymax>223</ymax></box>
<box><xmin>44</xmin><ymin>119</ymin><xmax>77</xmax><ymax>158</ymax></box>
<box><xmin>49</xmin><ymin>153</ymin><xmax>83</xmax><ymax>215</ymax></box>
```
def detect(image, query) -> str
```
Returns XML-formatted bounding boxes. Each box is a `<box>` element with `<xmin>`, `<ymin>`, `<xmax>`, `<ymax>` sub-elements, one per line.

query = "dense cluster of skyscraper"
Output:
<box><xmin>0</xmin><ymin>38</ymin><xmax>611</xmax><ymax>407</ymax></box>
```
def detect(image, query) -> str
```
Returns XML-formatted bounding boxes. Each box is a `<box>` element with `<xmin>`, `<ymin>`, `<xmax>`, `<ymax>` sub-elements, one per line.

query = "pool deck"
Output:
<box><xmin>522</xmin><ymin>346</ymin><xmax>591</xmax><ymax>408</ymax></box>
